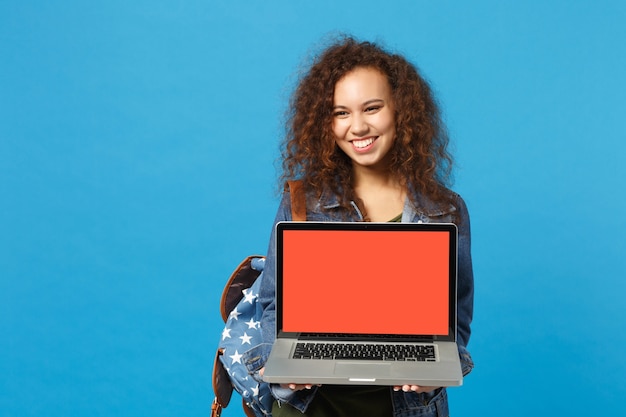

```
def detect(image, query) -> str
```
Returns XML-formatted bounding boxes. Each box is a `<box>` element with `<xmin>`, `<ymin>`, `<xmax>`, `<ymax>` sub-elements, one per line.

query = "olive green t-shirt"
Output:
<box><xmin>388</xmin><ymin>213</ymin><xmax>402</xmax><ymax>222</ymax></box>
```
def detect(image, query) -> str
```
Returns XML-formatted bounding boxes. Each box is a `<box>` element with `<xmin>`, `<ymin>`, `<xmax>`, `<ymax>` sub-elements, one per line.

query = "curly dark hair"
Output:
<box><xmin>280</xmin><ymin>35</ymin><xmax>455</xmax><ymax>210</ymax></box>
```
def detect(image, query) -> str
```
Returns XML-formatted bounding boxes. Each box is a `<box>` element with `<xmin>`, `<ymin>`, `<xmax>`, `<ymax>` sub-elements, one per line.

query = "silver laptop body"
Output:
<box><xmin>262</xmin><ymin>221</ymin><xmax>463</xmax><ymax>386</ymax></box>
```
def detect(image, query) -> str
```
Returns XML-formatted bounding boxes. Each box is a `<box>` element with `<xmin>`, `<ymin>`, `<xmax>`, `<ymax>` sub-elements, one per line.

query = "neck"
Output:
<box><xmin>351</xmin><ymin>165</ymin><xmax>406</xmax><ymax>222</ymax></box>
<box><xmin>352</xmin><ymin>164</ymin><xmax>400</xmax><ymax>191</ymax></box>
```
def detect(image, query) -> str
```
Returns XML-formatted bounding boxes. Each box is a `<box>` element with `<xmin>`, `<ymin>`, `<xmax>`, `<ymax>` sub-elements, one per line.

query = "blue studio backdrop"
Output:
<box><xmin>2</xmin><ymin>1</ymin><xmax>625</xmax><ymax>416</ymax></box>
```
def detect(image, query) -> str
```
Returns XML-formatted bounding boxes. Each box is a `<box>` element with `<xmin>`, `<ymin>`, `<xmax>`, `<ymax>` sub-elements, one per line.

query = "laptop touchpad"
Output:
<box><xmin>334</xmin><ymin>362</ymin><xmax>391</xmax><ymax>378</ymax></box>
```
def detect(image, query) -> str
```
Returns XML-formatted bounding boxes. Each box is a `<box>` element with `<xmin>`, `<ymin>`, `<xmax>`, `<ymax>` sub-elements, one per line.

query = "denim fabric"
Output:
<box><xmin>243</xmin><ymin>343</ymin><xmax>319</xmax><ymax>411</ymax></box>
<box><xmin>392</xmin><ymin>387</ymin><xmax>449</xmax><ymax>417</ymax></box>
<box><xmin>250</xmin><ymin>187</ymin><xmax>474</xmax><ymax>416</ymax></box>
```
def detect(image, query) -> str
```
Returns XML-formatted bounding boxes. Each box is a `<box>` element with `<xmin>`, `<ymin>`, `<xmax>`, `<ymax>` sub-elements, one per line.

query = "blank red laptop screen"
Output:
<box><xmin>280</xmin><ymin>228</ymin><xmax>451</xmax><ymax>336</ymax></box>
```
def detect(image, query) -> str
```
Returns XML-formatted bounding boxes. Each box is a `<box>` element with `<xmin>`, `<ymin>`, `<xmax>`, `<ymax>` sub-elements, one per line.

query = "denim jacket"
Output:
<box><xmin>244</xmin><ymin>187</ymin><xmax>474</xmax><ymax>417</ymax></box>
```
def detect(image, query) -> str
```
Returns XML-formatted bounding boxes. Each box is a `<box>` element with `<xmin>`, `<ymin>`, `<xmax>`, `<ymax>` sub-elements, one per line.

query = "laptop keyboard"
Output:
<box><xmin>293</xmin><ymin>342</ymin><xmax>437</xmax><ymax>361</ymax></box>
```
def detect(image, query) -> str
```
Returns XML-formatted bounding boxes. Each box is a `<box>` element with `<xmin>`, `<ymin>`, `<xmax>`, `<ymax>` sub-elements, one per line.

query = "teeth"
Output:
<box><xmin>353</xmin><ymin>138</ymin><xmax>374</xmax><ymax>148</ymax></box>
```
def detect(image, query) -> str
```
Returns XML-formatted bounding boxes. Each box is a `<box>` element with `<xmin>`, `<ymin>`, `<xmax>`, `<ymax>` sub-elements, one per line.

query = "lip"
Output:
<box><xmin>350</xmin><ymin>136</ymin><xmax>378</xmax><ymax>152</ymax></box>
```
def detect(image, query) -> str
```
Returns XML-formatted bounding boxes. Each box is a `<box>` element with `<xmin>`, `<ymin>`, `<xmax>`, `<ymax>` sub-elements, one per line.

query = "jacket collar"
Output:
<box><xmin>314</xmin><ymin>185</ymin><xmax>456</xmax><ymax>219</ymax></box>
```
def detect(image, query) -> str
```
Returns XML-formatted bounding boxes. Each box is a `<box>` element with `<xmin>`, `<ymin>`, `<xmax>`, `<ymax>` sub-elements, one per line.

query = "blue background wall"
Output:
<box><xmin>2</xmin><ymin>1</ymin><xmax>625</xmax><ymax>416</ymax></box>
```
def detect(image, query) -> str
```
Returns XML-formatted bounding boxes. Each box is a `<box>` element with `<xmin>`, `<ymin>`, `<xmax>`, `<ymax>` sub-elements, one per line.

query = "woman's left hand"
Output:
<box><xmin>393</xmin><ymin>385</ymin><xmax>440</xmax><ymax>393</ymax></box>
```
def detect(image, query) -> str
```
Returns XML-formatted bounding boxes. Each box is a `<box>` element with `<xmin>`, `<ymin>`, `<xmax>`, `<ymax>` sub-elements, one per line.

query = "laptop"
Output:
<box><xmin>262</xmin><ymin>221</ymin><xmax>463</xmax><ymax>387</ymax></box>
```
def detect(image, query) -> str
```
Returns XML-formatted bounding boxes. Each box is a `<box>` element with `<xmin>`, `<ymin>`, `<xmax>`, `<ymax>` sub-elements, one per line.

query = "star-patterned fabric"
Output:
<box><xmin>218</xmin><ymin>269</ymin><xmax>272</xmax><ymax>416</ymax></box>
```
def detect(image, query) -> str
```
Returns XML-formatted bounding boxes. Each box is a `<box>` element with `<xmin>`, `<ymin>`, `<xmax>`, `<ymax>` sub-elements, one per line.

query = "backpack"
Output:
<box><xmin>211</xmin><ymin>181</ymin><xmax>305</xmax><ymax>417</ymax></box>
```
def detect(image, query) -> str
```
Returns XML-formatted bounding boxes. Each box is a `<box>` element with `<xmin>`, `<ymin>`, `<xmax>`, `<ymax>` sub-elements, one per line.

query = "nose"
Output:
<box><xmin>350</xmin><ymin>113</ymin><xmax>369</xmax><ymax>136</ymax></box>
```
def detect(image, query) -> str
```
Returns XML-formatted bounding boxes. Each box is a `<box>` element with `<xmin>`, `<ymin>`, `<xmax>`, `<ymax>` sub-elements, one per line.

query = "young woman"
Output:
<box><xmin>245</xmin><ymin>36</ymin><xmax>474</xmax><ymax>417</ymax></box>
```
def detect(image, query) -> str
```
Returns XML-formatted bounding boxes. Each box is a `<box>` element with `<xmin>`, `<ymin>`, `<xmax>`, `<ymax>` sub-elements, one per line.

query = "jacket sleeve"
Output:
<box><xmin>255</xmin><ymin>192</ymin><xmax>320</xmax><ymax>411</ymax></box>
<box><xmin>258</xmin><ymin>191</ymin><xmax>292</xmax><ymax>347</ymax></box>
<box><xmin>453</xmin><ymin>195</ymin><xmax>475</xmax><ymax>377</ymax></box>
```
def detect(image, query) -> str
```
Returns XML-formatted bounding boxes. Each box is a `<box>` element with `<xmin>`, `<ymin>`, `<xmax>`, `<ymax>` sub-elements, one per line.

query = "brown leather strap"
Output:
<box><xmin>286</xmin><ymin>180</ymin><xmax>306</xmax><ymax>221</ymax></box>
<box><xmin>212</xmin><ymin>349</ymin><xmax>233</xmax><ymax>411</ymax></box>
<box><xmin>210</xmin><ymin>398</ymin><xmax>222</xmax><ymax>417</ymax></box>
<box><xmin>219</xmin><ymin>255</ymin><xmax>264</xmax><ymax>322</ymax></box>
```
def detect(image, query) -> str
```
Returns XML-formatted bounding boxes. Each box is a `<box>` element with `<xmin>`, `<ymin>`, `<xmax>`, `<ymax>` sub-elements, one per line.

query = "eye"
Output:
<box><xmin>333</xmin><ymin>110</ymin><xmax>349</xmax><ymax>118</ymax></box>
<box><xmin>365</xmin><ymin>105</ymin><xmax>382</xmax><ymax>113</ymax></box>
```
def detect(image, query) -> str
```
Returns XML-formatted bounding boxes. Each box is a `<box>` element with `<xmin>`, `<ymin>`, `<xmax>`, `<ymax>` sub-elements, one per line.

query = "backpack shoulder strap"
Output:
<box><xmin>286</xmin><ymin>180</ymin><xmax>306</xmax><ymax>221</ymax></box>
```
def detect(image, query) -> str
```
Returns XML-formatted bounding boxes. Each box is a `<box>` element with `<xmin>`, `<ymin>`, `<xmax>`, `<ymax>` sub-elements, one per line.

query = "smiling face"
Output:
<box><xmin>332</xmin><ymin>67</ymin><xmax>396</xmax><ymax>172</ymax></box>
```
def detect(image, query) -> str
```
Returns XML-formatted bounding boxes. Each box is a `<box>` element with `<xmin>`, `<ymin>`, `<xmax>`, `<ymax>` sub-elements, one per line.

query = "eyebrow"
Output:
<box><xmin>332</xmin><ymin>99</ymin><xmax>385</xmax><ymax>110</ymax></box>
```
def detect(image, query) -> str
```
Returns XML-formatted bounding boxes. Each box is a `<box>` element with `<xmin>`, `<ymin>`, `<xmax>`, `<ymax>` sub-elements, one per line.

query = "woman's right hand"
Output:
<box><xmin>281</xmin><ymin>383</ymin><xmax>318</xmax><ymax>390</ymax></box>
